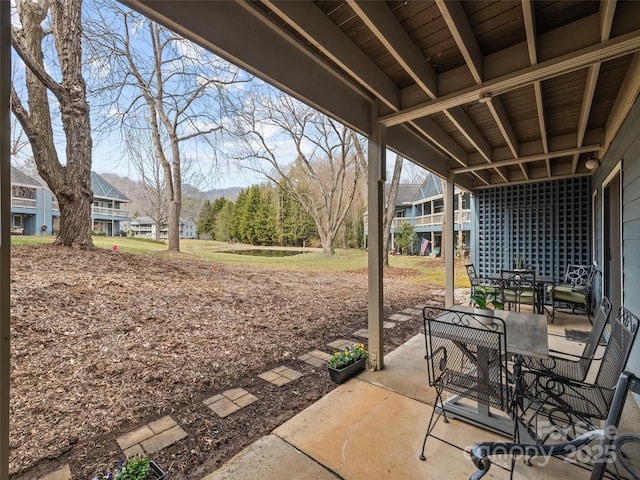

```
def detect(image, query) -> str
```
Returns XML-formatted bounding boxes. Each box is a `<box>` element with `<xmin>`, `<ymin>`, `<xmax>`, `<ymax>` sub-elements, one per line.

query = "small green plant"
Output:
<box><xmin>327</xmin><ymin>343</ymin><xmax>367</xmax><ymax>369</ymax></box>
<box><xmin>93</xmin><ymin>455</ymin><xmax>151</xmax><ymax>480</ymax></box>
<box><xmin>513</xmin><ymin>253</ymin><xmax>526</xmax><ymax>269</ymax></box>
<box><xmin>470</xmin><ymin>286</ymin><xmax>504</xmax><ymax>310</ymax></box>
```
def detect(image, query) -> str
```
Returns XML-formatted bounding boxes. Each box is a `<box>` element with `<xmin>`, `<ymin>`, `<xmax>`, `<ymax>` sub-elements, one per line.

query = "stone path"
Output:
<box><xmin>39</xmin><ymin>302</ymin><xmax>429</xmax><ymax>480</ymax></box>
<box><xmin>116</xmin><ymin>415</ymin><xmax>188</xmax><ymax>457</ymax></box>
<box><xmin>204</xmin><ymin>388</ymin><xmax>259</xmax><ymax>418</ymax></box>
<box><xmin>258</xmin><ymin>365</ymin><xmax>303</xmax><ymax>386</ymax></box>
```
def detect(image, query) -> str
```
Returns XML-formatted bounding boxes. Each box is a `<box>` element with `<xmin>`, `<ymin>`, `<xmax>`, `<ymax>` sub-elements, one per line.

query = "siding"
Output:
<box><xmin>594</xmin><ymin>94</ymin><xmax>640</xmax><ymax>377</ymax></box>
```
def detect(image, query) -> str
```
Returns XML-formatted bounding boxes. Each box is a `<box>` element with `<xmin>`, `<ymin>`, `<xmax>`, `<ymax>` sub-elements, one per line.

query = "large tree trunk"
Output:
<box><xmin>11</xmin><ymin>0</ymin><xmax>93</xmax><ymax>248</ymax></box>
<box><xmin>166</xmin><ymin>138</ymin><xmax>182</xmax><ymax>251</ymax></box>
<box><xmin>383</xmin><ymin>155</ymin><xmax>403</xmax><ymax>267</ymax></box>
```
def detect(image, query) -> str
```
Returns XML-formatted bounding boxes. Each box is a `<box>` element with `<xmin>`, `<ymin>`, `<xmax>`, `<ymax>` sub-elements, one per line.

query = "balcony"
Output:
<box><xmin>364</xmin><ymin>209</ymin><xmax>471</xmax><ymax>230</ymax></box>
<box><xmin>91</xmin><ymin>205</ymin><xmax>130</xmax><ymax>217</ymax></box>
<box><xmin>11</xmin><ymin>197</ymin><xmax>36</xmax><ymax>209</ymax></box>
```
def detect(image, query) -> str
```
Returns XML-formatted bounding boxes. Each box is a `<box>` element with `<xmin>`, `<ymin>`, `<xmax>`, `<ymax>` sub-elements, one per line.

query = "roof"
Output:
<box><xmin>416</xmin><ymin>175</ymin><xmax>443</xmax><ymax>200</ymax></box>
<box><xmin>390</xmin><ymin>183</ymin><xmax>421</xmax><ymax>205</ymax></box>
<box><xmin>123</xmin><ymin>1</ymin><xmax>640</xmax><ymax>191</ymax></box>
<box><xmin>10</xmin><ymin>166</ymin><xmax>45</xmax><ymax>187</ymax></box>
<box><xmin>91</xmin><ymin>172</ymin><xmax>130</xmax><ymax>202</ymax></box>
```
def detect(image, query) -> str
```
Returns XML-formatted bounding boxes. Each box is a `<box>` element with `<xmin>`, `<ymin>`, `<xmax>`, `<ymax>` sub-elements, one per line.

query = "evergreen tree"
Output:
<box><xmin>209</xmin><ymin>197</ymin><xmax>228</xmax><ymax>240</ymax></box>
<box><xmin>214</xmin><ymin>200</ymin><xmax>234</xmax><ymax>242</ymax></box>
<box><xmin>197</xmin><ymin>200</ymin><xmax>212</xmax><ymax>237</ymax></box>
<box><xmin>240</xmin><ymin>186</ymin><xmax>261</xmax><ymax>244</ymax></box>
<box><xmin>231</xmin><ymin>189</ymin><xmax>248</xmax><ymax>242</ymax></box>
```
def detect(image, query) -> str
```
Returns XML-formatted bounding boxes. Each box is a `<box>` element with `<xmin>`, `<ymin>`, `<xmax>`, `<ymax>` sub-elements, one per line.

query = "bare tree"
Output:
<box><xmin>383</xmin><ymin>154</ymin><xmax>403</xmax><ymax>266</ymax></box>
<box><xmin>124</xmin><ymin>129</ymin><xmax>168</xmax><ymax>241</ymax></box>
<box><xmin>11</xmin><ymin>0</ymin><xmax>94</xmax><ymax>248</ymax></box>
<box><xmin>231</xmin><ymin>91</ymin><xmax>366</xmax><ymax>254</ymax></box>
<box><xmin>86</xmin><ymin>1</ymin><xmax>246</xmax><ymax>251</ymax></box>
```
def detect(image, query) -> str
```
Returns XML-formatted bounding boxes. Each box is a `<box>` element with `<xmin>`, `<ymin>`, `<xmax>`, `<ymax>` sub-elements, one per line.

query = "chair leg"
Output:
<box><xmin>420</xmin><ymin>390</ymin><xmax>448</xmax><ymax>461</ymax></box>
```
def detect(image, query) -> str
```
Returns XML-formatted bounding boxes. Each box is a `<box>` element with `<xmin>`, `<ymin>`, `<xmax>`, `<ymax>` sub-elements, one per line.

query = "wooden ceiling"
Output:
<box><xmin>122</xmin><ymin>0</ymin><xmax>640</xmax><ymax>190</ymax></box>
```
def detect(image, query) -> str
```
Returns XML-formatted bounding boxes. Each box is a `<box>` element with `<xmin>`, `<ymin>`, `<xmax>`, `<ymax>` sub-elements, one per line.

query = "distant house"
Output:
<box><xmin>364</xmin><ymin>174</ymin><xmax>471</xmax><ymax>256</ymax></box>
<box><xmin>130</xmin><ymin>216</ymin><xmax>198</xmax><ymax>239</ymax></box>
<box><xmin>10</xmin><ymin>167</ymin><xmax>131</xmax><ymax>236</ymax></box>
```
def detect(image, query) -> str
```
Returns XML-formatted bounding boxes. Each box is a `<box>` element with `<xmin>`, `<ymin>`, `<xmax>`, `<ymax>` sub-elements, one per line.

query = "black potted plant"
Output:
<box><xmin>327</xmin><ymin>343</ymin><xmax>368</xmax><ymax>384</ymax></box>
<box><xmin>93</xmin><ymin>455</ymin><xmax>165</xmax><ymax>480</ymax></box>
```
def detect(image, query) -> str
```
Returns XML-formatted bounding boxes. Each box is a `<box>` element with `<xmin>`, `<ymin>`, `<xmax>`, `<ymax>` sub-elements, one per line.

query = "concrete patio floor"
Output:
<box><xmin>202</xmin><ymin>309</ymin><xmax>640</xmax><ymax>480</ymax></box>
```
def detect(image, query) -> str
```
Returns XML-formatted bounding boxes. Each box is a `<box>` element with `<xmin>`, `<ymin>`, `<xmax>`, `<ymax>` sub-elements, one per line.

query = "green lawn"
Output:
<box><xmin>11</xmin><ymin>235</ymin><xmax>470</xmax><ymax>288</ymax></box>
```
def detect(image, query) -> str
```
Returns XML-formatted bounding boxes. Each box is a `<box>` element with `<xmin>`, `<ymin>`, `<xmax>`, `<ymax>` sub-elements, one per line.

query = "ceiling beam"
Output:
<box><xmin>387</xmin><ymin>124</ymin><xmax>466</xmax><ymax>188</ymax></box>
<box><xmin>603</xmin><ymin>51</ymin><xmax>640</xmax><ymax>153</ymax></box>
<box><xmin>262</xmin><ymin>0</ymin><xmax>400</xmax><ymax>112</ymax></box>
<box><xmin>487</xmin><ymin>97</ymin><xmax>518</xmax><ymax>159</ymax></box>
<box><xmin>410</xmin><ymin>118</ymin><xmax>469</xmax><ymax>167</ymax></box>
<box><xmin>262</xmin><ymin>1</ymin><xmax>474</xmax><ymax>172</ymax></box>
<box><xmin>381</xmin><ymin>29</ymin><xmax>640</xmax><ymax>126</ymax></box>
<box><xmin>522</xmin><ymin>0</ymin><xmax>537</xmax><ymax>64</ymax></box>
<box><xmin>436</xmin><ymin>0</ymin><xmax>483</xmax><ymax>84</ymax></box>
<box><xmin>600</xmin><ymin>0</ymin><xmax>617</xmax><ymax>42</ymax></box>
<box><xmin>573</xmin><ymin>64</ymin><xmax>600</xmax><ymax>173</ymax></box>
<box><xmin>347</xmin><ymin>0</ymin><xmax>438</xmax><ymax>98</ymax></box>
<box><xmin>444</xmin><ymin>107</ymin><xmax>492</xmax><ymax>162</ymax></box>
<box><xmin>523</xmin><ymin>1</ymin><xmax>551</xmax><ymax>179</ymax></box>
<box><xmin>474</xmin><ymin>171</ymin><xmax>593</xmax><ymax>189</ymax></box>
<box><xmin>452</xmin><ymin>144</ymin><xmax>600</xmax><ymax>174</ymax></box>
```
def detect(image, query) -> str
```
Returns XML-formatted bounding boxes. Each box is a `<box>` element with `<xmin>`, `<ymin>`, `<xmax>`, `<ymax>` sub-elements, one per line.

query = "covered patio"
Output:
<box><xmin>202</xmin><ymin>309</ymin><xmax>640</xmax><ymax>480</ymax></box>
<box><xmin>3</xmin><ymin>1</ymin><xmax>640</xmax><ymax>479</ymax></box>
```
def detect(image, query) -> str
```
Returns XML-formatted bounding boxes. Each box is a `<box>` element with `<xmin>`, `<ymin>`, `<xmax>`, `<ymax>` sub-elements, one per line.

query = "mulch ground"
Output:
<box><xmin>9</xmin><ymin>245</ymin><xmax>444</xmax><ymax>479</ymax></box>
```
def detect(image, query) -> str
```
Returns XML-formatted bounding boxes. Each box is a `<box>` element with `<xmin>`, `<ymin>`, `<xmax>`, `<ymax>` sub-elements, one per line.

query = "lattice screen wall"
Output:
<box><xmin>475</xmin><ymin>177</ymin><xmax>591</xmax><ymax>279</ymax></box>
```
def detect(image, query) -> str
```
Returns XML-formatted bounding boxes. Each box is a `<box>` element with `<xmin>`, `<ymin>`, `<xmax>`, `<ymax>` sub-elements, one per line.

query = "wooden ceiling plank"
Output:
<box><xmin>445</xmin><ymin>107</ymin><xmax>492</xmax><ymax>162</ymax></box>
<box><xmin>435</xmin><ymin>0</ymin><xmax>483</xmax><ymax>84</ymax></box>
<box><xmin>519</xmin><ymin>162</ymin><xmax>530</xmax><ymax>180</ymax></box>
<box><xmin>263</xmin><ymin>0</ymin><xmax>400</xmax><ymax>111</ymax></box>
<box><xmin>603</xmin><ymin>51</ymin><xmax>640</xmax><ymax>153</ymax></box>
<box><xmin>487</xmin><ymin>97</ymin><xmax>519</xmax><ymax>158</ymax></box>
<box><xmin>453</xmin><ymin>144</ymin><xmax>600</xmax><ymax>174</ymax></box>
<box><xmin>522</xmin><ymin>0</ymin><xmax>537</xmax><ymax>65</ymax></box>
<box><xmin>381</xmin><ymin>29</ymin><xmax>640</xmax><ymax>126</ymax></box>
<box><xmin>347</xmin><ymin>0</ymin><xmax>438</xmax><ymax>98</ymax></box>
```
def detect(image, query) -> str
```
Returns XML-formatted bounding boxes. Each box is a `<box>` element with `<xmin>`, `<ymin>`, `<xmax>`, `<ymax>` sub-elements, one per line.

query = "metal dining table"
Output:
<box><xmin>489</xmin><ymin>272</ymin><xmax>556</xmax><ymax>315</ymax></box>
<box><xmin>433</xmin><ymin>305</ymin><xmax>549</xmax><ymax>436</ymax></box>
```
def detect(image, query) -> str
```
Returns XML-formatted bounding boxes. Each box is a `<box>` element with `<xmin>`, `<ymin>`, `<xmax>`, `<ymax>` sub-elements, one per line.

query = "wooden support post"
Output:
<box><xmin>1</xmin><ymin>1</ymin><xmax>11</xmax><ymax>478</ymax></box>
<box><xmin>445</xmin><ymin>174</ymin><xmax>455</xmax><ymax>307</ymax></box>
<box><xmin>367</xmin><ymin>101</ymin><xmax>386</xmax><ymax>371</ymax></box>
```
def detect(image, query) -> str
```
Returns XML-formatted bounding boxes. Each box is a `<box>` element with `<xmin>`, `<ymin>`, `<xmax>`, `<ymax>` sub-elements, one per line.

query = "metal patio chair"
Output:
<box><xmin>420</xmin><ymin>306</ymin><xmax>513</xmax><ymax>461</ymax></box>
<box><xmin>517</xmin><ymin>306</ymin><xmax>638</xmax><ymax>442</ymax></box>
<box><xmin>468</xmin><ymin>370</ymin><xmax>640</xmax><ymax>480</ymax></box>
<box><xmin>520</xmin><ymin>297</ymin><xmax>612</xmax><ymax>381</ymax></box>
<box><xmin>548</xmin><ymin>264</ymin><xmax>597</xmax><ymax>323</ymax></box>
<box><xmin>500</xmin><ymin>269</ymin><xmax>537</xmax><ymax>312</ymax></box>
<box><xmin>465</xmin><ymin>263</ymin><xmax>499</xmax><ymax>305</ymax></box>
